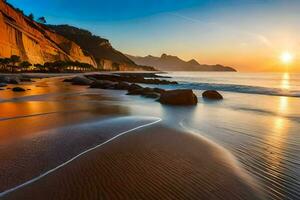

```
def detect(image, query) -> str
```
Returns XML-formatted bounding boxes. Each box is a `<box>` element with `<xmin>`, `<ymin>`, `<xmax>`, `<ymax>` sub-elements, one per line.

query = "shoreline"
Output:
<box><xmin>2</xmin><ymin>123</ymin><xmax>264</xmax><ymax>200</ymax></box>
<box><xmin>0</xmin><ymin>75</ymin><xmax>265</xmax><ymax>199</ymax></box>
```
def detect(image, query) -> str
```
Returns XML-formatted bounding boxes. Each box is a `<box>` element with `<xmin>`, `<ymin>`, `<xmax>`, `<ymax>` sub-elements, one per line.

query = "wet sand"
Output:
<box><xmin>0</xmin><ymin>75</ymin><xmax>264</xmax><ymax>199</ymax></box>
<box><xmin>3</xmin><ymin>124</ymin><xmax>263</xmax><ymax>200</ymax></box>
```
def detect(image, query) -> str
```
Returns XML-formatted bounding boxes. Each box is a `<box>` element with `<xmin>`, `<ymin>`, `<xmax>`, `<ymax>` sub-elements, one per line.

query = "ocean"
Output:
<box><xmin>0</xmin><ymin>72</ymin><xmax>299</xmax><ymax>199</ymax></box>
<box><xmin>158</xmin><ymin>72</ymin><xmax>300</xmax><ymax>199</ymax></box>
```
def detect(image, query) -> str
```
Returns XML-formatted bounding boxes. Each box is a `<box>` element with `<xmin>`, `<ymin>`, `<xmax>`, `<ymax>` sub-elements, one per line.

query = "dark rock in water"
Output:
<box><xmin>86</xmin><ymin>74</ymin><xmax>177</xmax><ymax>85</ymax></box>
<box><xmin>90</xmin><ymin>80</ymin><xmax>117</xmax><ymax>89</ymax></box>
<box><xmin>12</xmin><ymin>87</ymin><xmax>26</xmax><ymax>92</ymax></box>
<box><xmin>0</xmin><ymin>83</ymin><xmax>7</xmax><ymax>87</ymax></box>
<box><xmin>0</xmin><ymin>76</ymin><xmax>10</xmax><ymax>83</ymax></box>
<box><xmin>19</xmin><ymin>77</ymin><xmax>33</xmax><ymax>82</ymax></box>
<box><xmin>159</xmin><ymin>89</ymin><xmax>198</xmax><ymax>105</ymax></box>
<box><xmin>143</xmin><ymin>92</ymin><xmax>160</xmax><ymax>99</ymax></box>
<box><xmin>128</xmin><ymin>84</ymin><xmax>143</xmax><ymax>92</ymax></box>
<box><xmin>67</xmin><ymin>76</ymin><xmax>93</xmax><ymax>85</ymax></box>
<box><xmin>8</xmin><ymin>77</ymin><xmax>21</xmax><ymax>84</ymax></box>
<box><xmin>0</xmin><ymin>76</ymin><xmax>20</xmax><ymax>84</ymax></box>
<box><xmin>153</xmin><ymin>88</ymin><xmax>165</xmax><ymax>94</ymax></box>
<box><xmin>127</xmin><ymin>89</ymin><xmax>144</xmax><ymax>95</ymax></box>
<box><xmin>202</xmin><ymin>90</ymin><xmax>223</xmax><ymax>100</ymax></box>
<box><xmin>127</xmin><ymin>87</ymin><xmax>153</xmax><ymax>96</ymax></box>
<box><xmin>113</xmin><ymin>82</ymin><xmax>130</xmax><ymax>90</ymax></box>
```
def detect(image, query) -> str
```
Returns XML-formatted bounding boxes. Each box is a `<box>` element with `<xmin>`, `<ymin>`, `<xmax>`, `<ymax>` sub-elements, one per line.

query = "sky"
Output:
<box><xmin>8</xmin><ymin>0</ymin><xmax>300</xmax><ymax>72</ymax></box>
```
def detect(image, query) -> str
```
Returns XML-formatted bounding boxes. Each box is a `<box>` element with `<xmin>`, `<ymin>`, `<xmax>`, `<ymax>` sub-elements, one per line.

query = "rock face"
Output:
<box><xmin>159</xmin><ymin>90</ymin><xmax>198</xmax><ymax>105</ymax></box>
<box><xmin>127</xmin><ymin>54</ymin><xmax>237</xmax><ymax>72</ymax></box>
<box><xmin>202</xmin><ymin>90</ymin><xmax>223</xmax><ymax>100</ymax></box>
<box><xmin>0</xmin><ymin>1</ymin><xmax>96</xmax><ymax>66</ymax></box>
<box><xmin>0</xmin><ymin>1</ymin><xmax>153</xmax><ymax>71</ymax></box>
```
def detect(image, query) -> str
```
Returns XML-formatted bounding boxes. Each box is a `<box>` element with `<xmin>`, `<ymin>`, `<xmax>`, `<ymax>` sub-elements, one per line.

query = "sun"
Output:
<box><xmin>280</xmin><ymin>51</ymin><xmax>294</xmax><ymax>64</ymax></box>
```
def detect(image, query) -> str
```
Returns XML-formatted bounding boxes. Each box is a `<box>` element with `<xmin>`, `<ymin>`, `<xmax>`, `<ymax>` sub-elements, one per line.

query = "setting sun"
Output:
<box><xmin>280</xmin><ymin>52</ymin><xmax>294</xmax><ymax>64</ymax></box>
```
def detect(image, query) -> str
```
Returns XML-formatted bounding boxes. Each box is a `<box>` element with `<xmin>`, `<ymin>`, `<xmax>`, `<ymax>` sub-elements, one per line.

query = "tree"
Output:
<box><xmin>28</xmin><ymin>13</ymin><xmax>34</xmax><ymax>20</ymax></box>
<box><xmin>9</xmin><ymin>55</ymin><xmax>21</xmax><ymax>66</ymax></box>
<box><xmin>34</xmin><ymin>64</ymin><xmax>46</xmax><ymax>72</ymax></box>
<box><xmin>19</xmin><ymin>61</ymin><xmax>32</xmax><ymax>71</ymax></box>
<box><xmin>37</xmin><ymin>17</ymin><xmax>46</xmax><ymax>24</ymax></box>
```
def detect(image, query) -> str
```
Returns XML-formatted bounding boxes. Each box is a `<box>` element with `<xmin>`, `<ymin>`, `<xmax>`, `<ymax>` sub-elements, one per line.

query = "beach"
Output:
<box><xmin>0</xmin><ymin>74</ymin><xmax>265</xmax><ymax>199</ymax></box>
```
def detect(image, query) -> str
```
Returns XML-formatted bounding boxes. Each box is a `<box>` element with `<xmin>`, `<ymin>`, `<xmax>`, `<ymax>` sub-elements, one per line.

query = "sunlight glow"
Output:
<box><xmin>281</xmin><ymin>73</ymin><xmax>290</xmax><ymax>89</ymax></box>
<box><xmin>280</xmin><ymin>52</ymin><xmax>294</xmax><ymax>64</ymax></box>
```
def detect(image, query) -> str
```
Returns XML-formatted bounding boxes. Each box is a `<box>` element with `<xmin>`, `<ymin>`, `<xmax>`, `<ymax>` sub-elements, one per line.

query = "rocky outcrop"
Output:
<box><xmin>159</xmin><ymin>90</ymin><xmax>198</xmax><ymax>105</ymax></box>
<box><xmin>202</xmin><ymin>90</ymin><xmax>223</xmax><ymax>100</ymax></box>
<box><xmin>0</xmin><ymin>1</ymin><xmax>96</xmax><ymax>66</ymax></box>
<box><xmin>48</xmin><ymin>25</ymin><xmax>155</xmax><ymax>71</ymax></box>
<box><xmin>127</xmin><ymin>54</ymin><xmax>237</xmax><ymax>72</ymax></box>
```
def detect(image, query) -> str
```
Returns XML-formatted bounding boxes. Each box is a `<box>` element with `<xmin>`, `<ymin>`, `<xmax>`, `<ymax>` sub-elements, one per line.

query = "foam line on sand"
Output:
<box><xmin>0</xmin><ymin>117</ymin><xmax>162</xmax><ymax>197</ymax></box>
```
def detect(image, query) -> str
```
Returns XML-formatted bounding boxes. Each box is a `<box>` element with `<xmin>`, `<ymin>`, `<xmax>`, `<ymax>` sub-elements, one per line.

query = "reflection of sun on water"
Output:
<box><xmin>281</xmin><ymin>73</ymin><xmax>290</xmax><ymax>90</ymax></box>
<box><xmin>265</xmin><ymin>96</ymin><xmax>290</xmax><ymax>178</ymax></box>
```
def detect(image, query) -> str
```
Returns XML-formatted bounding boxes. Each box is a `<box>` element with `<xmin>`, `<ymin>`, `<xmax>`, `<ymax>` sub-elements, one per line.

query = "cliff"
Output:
<box><xmin>0</xmin><ymin>1</ymin><xmax>96</xmax><ymax>66</ymax></box>
<box><xmin>47</xmin><ymin>25</ymin><xmax>154</xmax><ymax>71</ymax></box>
<box><xmin>0</xmin><ymin>1</ymin><xmax>153</xmax><ymax>71</ymax></box>
<box><xmin>127</xmin><ymin>54</ymin><xmax>237</xmax><ymax>72</ymax></box>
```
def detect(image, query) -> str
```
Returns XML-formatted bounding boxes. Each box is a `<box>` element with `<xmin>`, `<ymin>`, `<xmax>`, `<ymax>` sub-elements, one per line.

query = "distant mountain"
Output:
<box><xmin>126</xmin><ymin>54</ymin><xmax>237</xmax><ymax>72</ymax></box>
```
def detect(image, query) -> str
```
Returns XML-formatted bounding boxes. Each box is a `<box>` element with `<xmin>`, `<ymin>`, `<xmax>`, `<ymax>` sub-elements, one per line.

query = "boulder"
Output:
<box><xmin>127</xmin><ymin>88</ymin><xmax>144</xmax><ymax>95</ymax></box>
<box><xmin>143</xmin><ymin>92</ymin><xmax>160</xmax><ymax>99</ymax></box>
<box><xmin>8</xmin><ymin>77</ymin><xmax>21</xmax><ymax>84</ymax></box>
<box><xmin>12</xmin><ymin>87</ymin><xmax>26</xmax><ymax>92</ymax></box>
<box><xmin>127</xmin><ymin>87</ymin><xmax>153</xmax><ymax>96</ymax></box>
<box><xmin>90</xmin><ymin>80</ymin><xmax>116</xmax><ymax>89</ymax></box>
<box><xmin>19</xmin><ymin>77</ymin><xmax>33</xmax><ymax>82</ymax></box>
<box><xmin>69</xmin><ymin>76</ymin><xmax>93</xmax><ymax>85</ymax></box>
<box><xmin>153</xmin><ymin>88</ymin><xmax>165</xmax><ymax>94</ymax></box>
<box><xmin>0</xmin><ymin>83</ymin><xmax>7</xmax><ymax>87</ymax></box>
<box><xmin>202</xmin><ymin>90</ymin><xmax>223</xmax><ymax>100</ymax></box>
<box><xmin>0</xmin><ymin>76</ymin><xmax>20</xmax><ymax>84</ymax></box>
<box><xmin>113</xmin><ymin>82</ymin><xmax>130</xmax><ymax>90</ymax></box>
<box><xmin>128</xmin><ymin>84</ymin><xmax>143</xmax><ymax>92</ymax></box>
<box><xmin>159</xmin><ymin>89</ymin><xmax>198</xmax><ymax>105</ymax></box>
<box><xmin>0</xmin><ymin>76</ymin><xmax>10</xmax><ymax>83</ymax></box>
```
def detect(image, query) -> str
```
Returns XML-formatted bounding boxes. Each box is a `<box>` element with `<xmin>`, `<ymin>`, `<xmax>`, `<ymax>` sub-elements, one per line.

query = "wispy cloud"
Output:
<box><xmin>170</xmin><ymin>13</ymin><xmax>272</xmax><ymax>48</ymax></box>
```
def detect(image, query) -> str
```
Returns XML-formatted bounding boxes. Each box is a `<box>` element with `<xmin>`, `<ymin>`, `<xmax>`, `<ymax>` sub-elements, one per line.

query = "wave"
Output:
<box><xmin>171</xmin><ymin>82</ymin><xmax>300</xmax><ymax>97</ymax></box>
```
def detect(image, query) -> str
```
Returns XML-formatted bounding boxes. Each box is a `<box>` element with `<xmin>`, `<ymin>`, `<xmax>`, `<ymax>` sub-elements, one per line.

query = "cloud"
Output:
<box><xmin>170</xmin><ymin>13</ymin><xmax>272</xmax><ymax>48</ymax></box>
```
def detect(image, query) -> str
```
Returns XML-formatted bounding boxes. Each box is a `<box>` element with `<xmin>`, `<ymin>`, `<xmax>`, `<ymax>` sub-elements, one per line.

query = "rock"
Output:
<box><xmin>86</xmin><ymin>74</ymin><xmax>177</xmax><ymax>85</ymax></box>
<box><xmin>8</xmin><ymin>77</ymin><xmax>21</xmax><ymax>84</ymax></box>
<box><xmin>0</xmin><ymin>76</ymin><xmax>10</xmax><ymax>83</ymax></box>
<box><xmin>143</xmin><ymin>92</ymin><xmax>160</xmax><ymax>99</ymax></box>
<box><xmin>127</xmin><ymin>87</ymin><xmax>153</xmax><ymax>96</ymax></box>
<box><xmin>153</xmin><ymin>88</ymin><xmax>165</xmax><ymax>94</ymax></box>
<box><xmin>69</xmin><ymin>76</ymin><xmax>93</xmax><ymax>85</ymax></box>
<box><xmin>202</xmin><ymin>90</ymin><xmax>223</xmax><ymax>100</ymax></box>
<box><xmin>113</xmin><ymin>82</ymin><xmax>130</xmax><ymax>90</ymax></box>
<box><xmin>127</xmin><ymin>88</ymin><xmax>144</xmax><ymax>95</ymax></box>
<box><xmin>0</xmin><ymin>76</ymin><xmax>20</xmax><ymax>84</ymax></box>
<box><xmin>90</xmin><ymin>80</ymin><xmax>117</xmax><ymax>89</ymax></box>
<box><xmin>159</xmin><ymin>89</ymin><xmax>198</xmax><ymax>105</ymax></box>
<box><xmin>128</xmin><ymin>84</ymin><xmax>143</xmax><ymax>92</ymax></box>
<box><xmin>12</xmin><ymin>87</ymin><xmax>26</xmax><ymax>92</ymax></box>
<box><xmin>0</xmin><ymin>83</ymin><xmax>7</xmax><ymax>87</ymax></box>
<box><xmin>19</xmin><ymin>77</ymin><xmax>33</xmax><ymax>82</ymax></box>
